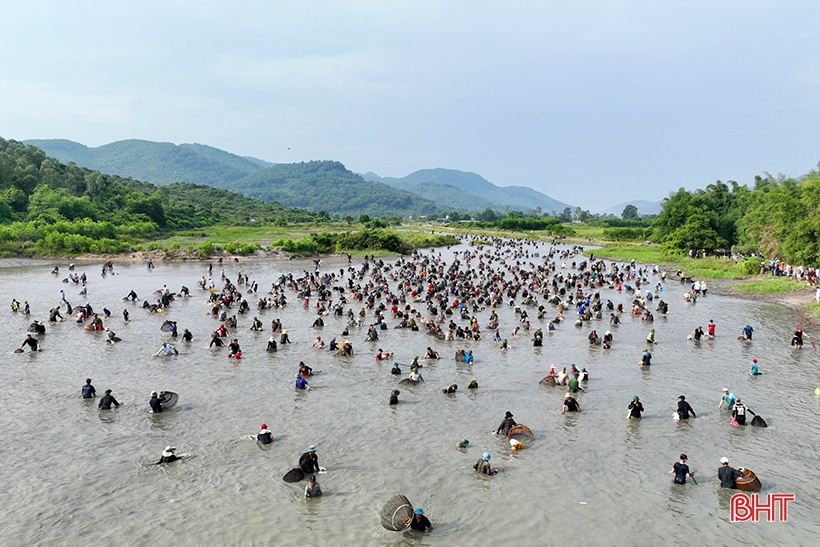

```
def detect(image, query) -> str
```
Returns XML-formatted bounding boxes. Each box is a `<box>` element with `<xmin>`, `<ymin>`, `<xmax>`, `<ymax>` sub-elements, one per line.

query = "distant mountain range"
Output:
<box><xmin>598</xmin><ymin>199</ymin><xmax>663</xmax><ymax>216</ymax></box>
<box><xmin>26</xmin><ymin>138</ymin><xmax>575</xmax><ymax>217</ymax></box>
<box><xmin>363</xmin><ymin>168</ymin><xmax>573</xmax><ymax>214</ymax></box>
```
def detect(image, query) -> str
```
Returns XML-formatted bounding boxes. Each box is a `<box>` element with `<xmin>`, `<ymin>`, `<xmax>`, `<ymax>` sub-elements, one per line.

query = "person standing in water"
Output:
<box><xmin>628</xmin><ymin>396</ymin><xmax>643</xmax><ymax>419</ymax></box>
<box><xmin>98</xmin><ymin>389</ymin><xmax>120</xmax><ymax>410</ymax></box>
<box><xmin>749</xmin><ymin>359</ymin><xmax>761</xmax><ymax>376</ymax></box>
<box><xmin>81</xmin><ymin>378</ymin><xmax>96</xmax><ymax>398</ymax></box>
<box><xmin>408</xmin><ymin>508</ymin><xmax>433</xmax><ymax>531</ymax></box>
<box><xmin>20</xmin><ymin>334</ymin><xmax>41</xmax><ymax>352</ymax></box>
<box><xmin>718</xmin><ymin>457</ymin><xmax>743</xmax><ymax>488</ymax></box>
<box><xmin>149</xmin><ymin>391</ymin><xmax>164</xmax><ymax>413</ymax></box>
<box><xmin>257</xmin><ymin>424</ymin><xmax>274</xmax><ymax>444</ymax></box>
<box><xmin>718</xmin><ymin>388</ymin><xmax>736</xmax><ymax>410</ymax></box>
<box><xmin>670</xmin><ymin>454</ymin><xmax>693</xmax><ymax>484</ymax></box>
<box><xmin>791</xmin><ymin>327</ymin><xmax>804</xmax><ymax>349</ymax></box>
<box><xmin>741</xmin><ymin>324</ymin><xmax>754</xmax><ymax>340</ymax></box>
<box><xmin>707</xmin><ymin>320</ymin><xmax>716</xmax><ymax>337</ymax></box>
<box><xmin>298</xmin><ymin>446</ymin><xmax>320</xmax><ymax>473</ymax></box>
<box><xmin>473</xmin><ymin>452</ymin><xmax>497</xmax><ymax>475</ymax></box>
<box><xmin>676</xmin><ymin>395</ymin><xmax>696</xmax><ymax>420</ymax></box>
<box><xmin>562</xmin><ymin>393</ymin><xmax>581</xmax><ymax>413</ymax></box>
<box><xmin>157</xmin><ymin>446</ymin><xmax>179</xmax><ymax>464</ymax></box>
<box><xmin>304</xmin><ymin>475</ymin><xmax>322</xmax><ymax>498</ymax></box>
<box><xmin>495</xmin><ymin>411</ymin><xmax>516</xmax><ymax>435</ymax></box>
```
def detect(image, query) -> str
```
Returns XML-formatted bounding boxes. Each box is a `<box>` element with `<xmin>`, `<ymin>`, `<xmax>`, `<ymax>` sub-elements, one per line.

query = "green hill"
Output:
<box><xmin>229</xmin><ymin>160</ymin><xmax>442</xmax><ymax>217</ymax></box>
<box><xmin>25</xmin><ymin>139</ymin><xmax>266</xmax><ymax>187</ymax></box>
<box><xmin>27</xmin><ymin>139</ymin><xmax>444</xmax><ymax>217</ymax></box>
<box><xmin>0</xmin><ymin>137</ymin><xmax>319</xmax><ymax>254</ymax></box>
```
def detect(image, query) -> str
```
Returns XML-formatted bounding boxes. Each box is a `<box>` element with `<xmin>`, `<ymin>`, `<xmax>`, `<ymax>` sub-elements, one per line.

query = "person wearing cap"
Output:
<box><xmin>408</xmin><ymin>366</ymin><xmax>423</xmax><ymax>383</ymax></box>
<box><xmin>562</xmin><ymin>393</ymin><xmax>581</xmax><ymax>414</ymax></box>
<box><xmin>474</xmin><ymin>452</ymin><xmax>497</xmax><ymax>475</ymax></box>
<box><xmin>718</xmin><ymin>457</ymin><xmax>744</xmax><ymax>488</ymax></box>
<box><xmin>628</xmin><ymin>396</ymin><xmax>644</xmax><ymax>419</ymax></box>
<box><xmin>670</xmin><ymin>454</ymin><xmax>693</xmax><ymax>484</ymax></box>
<box><xmin>157</xmin><ymin>446</ymin><xmax>179</xmax><ymax>465</ymax></box>
<box><xmin>181</xmin><ymin>329</ymin><xmax>193</xmax><ymax>342</ymax></box>
<box><xmin>467</xmin><ymin>378</ymin><xmax>478</xmax><ymax>389</ymax></box>
<box><xmin>646</xmin><ymin>329</ymin><xmax>656</xmax><ymax>345</ymax></box>
<box><xmin>81</xmin><ymin>378</ymin><xmax>96</xmax><ymax>399</ymax></box>
<box><xmin>390</xmin><ymin>362</ymin><xmax>401</xmax><ymax>375</ymax></box>
<box><xmin>510</xmin><ymin>438</ymin><xmax>523</xmax><ymax>450</ymax></box>
<box><xmin>495</xmin><ymin>411</ymin><xmax>517</xmax><ymax>435</ymax></box>
<box><xmin>791</xmin><ymin>327</ymin><xmax>804</xmax><ymax>349</ymax></box>
<box><xmin>149</xmin><ymin>391</ymin><xmax>164</xmax><ymax>413</ymax></box>
<box><xmin>98</xmin><ymin>389</ymin><xmax>120</xmax><ymax>410</ymax></box>
<box><xmin>389</xmin><ymin>390</ymin><xmax>400</xmax><ymax>405</ymax></box>
<box><xmin>408</xmin><ymin>507</ymin><xmax>432</xmax><ymax>531</ymax></box>
<box><xmin>280</xmin><ymin>329</ymin><xmax>291</xmax><ymax>344</ymax></box>
<box><xmin>257</xmin><ymin>424</ymin><xmax>274</xmax><ymax>444</ymax></box>
<box><xmin>464</xmin><ymin>350</ymin><xmax>473</xmax><ymax>364</ymax></box>
<box><xmin>442</xmin><ymin>384</ymin><xmax>458</xmax><ymax>394</ymax></box>
<box><xmin>640</xmin><ymin>348</ymin><xmax>652</xmax><ymax>366</ymax></box>
<box><xmin>304</xmin><ymin>475</ymin><xmax>322</xmax><ymax>498</ymax></box>
<box><xmin>456</xmin><ymin>439</ymin><xmax>470</xmax><ymax>450</ymax></box>
<box><xmin>676</xmin><ymin>395</ymin><xmax>696</xmax><ymax>420</ymax></box>
<box><xmin>295</xmin><ymin>374</ymin><xmax>311</xmax><ymax>391</ymax></box>
<box><xmin>265</xmin><ymin>336</ymin><xmax>277</xmax><ymax>352</ymax></box>
<box><xmin>298</xmin><ymin>446</ymin><xmax>319</xmax><ymax>473</ymax></box>
<box><xmin>718</xmin><ymin>389</ymin><xmax>736</xmax><ymax>410</ymax></box>
<box><xmin>749</xmin><ymin>359</ymin><xmax>761</xmax><ymax>376</ymax></box>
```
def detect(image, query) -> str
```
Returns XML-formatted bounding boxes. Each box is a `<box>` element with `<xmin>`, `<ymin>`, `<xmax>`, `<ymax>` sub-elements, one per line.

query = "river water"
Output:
<box><xmin>0</xmin><ymin>243</ymin><xmax>818</xmax><ymax>547</ymax></box>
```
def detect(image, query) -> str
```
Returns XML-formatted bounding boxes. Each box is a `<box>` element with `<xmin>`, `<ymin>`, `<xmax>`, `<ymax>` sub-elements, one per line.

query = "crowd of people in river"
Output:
<box><xmin>13</xmin><ymin>235</ymin><xmax>817</xmax><ymax>531</ymax></box>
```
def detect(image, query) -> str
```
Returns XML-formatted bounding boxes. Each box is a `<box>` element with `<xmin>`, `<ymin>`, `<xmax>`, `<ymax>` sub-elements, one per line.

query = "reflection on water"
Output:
<box><xmin>1</xmin><ymin>246</ymin><xmax>819</xmax><ymax>545</ymax></box>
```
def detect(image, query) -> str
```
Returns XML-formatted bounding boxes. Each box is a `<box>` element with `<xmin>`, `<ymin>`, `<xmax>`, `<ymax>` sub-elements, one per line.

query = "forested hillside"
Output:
<box><xmin>25</xmin><ymin>139</ymin><xmax>267</xmax><ymax>187</ymax></box>
<box><xmin>228</xmin><ymin>161</ymin><xmax>442</xmax><ymax>217</ymax></box>
<box><xmin>0</xmin><ymin>138</ymin><xmax>318</xmax><ymax>254</ymax></box>
<box><xmin>651</xmin><ymin>167</ymin><xmax>820</xmax><ymax>264</ymax></box>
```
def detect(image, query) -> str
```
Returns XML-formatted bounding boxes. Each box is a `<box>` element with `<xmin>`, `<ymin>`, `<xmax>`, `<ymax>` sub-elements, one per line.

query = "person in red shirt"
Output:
<box><xmin>707</xmin><ymin>320</ymin><xmax>716</xmax><ymax>337</ymax></box>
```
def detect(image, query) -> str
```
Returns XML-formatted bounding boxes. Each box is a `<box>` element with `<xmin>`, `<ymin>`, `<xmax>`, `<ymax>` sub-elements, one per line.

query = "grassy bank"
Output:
<box><xmin>732</xmin><ymin>277</ymin><xmax>808</xmax><ymax>294</ymax></box>
<box><xmin>584</xmin><ymin>245</ymin><xmax>748</xmax><ymax>279</ymax></box>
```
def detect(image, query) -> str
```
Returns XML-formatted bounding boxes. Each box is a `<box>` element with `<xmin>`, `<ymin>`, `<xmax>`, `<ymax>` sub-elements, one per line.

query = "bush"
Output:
<box><xmin>736</xmin><ymin>257</ymin><xmax>763</xmax><ymax>276</ymax></box>
<box><xmin>602</xmin><ymin>227</ymin><xmax>647</xmax><ymax>241</ymax></box>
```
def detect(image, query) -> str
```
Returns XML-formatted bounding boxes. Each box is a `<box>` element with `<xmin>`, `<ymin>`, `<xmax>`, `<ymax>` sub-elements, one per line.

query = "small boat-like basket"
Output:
<box><xmin>736</xmin><ymin>468</ymin><xmax>761</xmax><ymax>492</ymax></box>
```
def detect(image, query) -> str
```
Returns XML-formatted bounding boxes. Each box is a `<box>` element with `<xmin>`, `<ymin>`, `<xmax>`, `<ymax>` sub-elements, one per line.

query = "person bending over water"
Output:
<box><xmin>474</xmin><ymin>452</ymin><xmax>497</xmax><ymax>475</ymax></box>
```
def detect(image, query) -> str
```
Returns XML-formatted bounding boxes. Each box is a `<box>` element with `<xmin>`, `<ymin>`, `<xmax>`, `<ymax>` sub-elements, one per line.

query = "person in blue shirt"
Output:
<box><xmin>741</xmin><ymin>324</ymin><xmax>754</xmax><ymax>340</ymax></box>
<box><xmin>718</xmin><ymin>388</ymin><xmax>736</xmax><ymax>410</ymax></box>
<box><xmin>81</xmin><ymin>378</ymin><xmax>96</xmax><ymax>398</ymax></box>
<box><xmin>295</xmin><ymin>374</ymin><xmax>311</xmax><ymax>390</ymax></box>
<box><xmin>749</xmin><ymin>359</ymin><xmax>761</xmax><ymax>376</ymax></box>
<box><xmin>464</xmin><ymin>350</ymin><xmax>473</xmax><ymax>364</ymax></box>
<box><xmin>640</xmin><ymin>348</ymin><xmax>652</xmax><ymax>366</ymax></box>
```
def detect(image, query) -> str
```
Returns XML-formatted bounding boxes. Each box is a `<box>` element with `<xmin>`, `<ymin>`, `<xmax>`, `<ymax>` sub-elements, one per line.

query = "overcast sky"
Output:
<box><xmin>2</xmin><ymin>1</ymin><xmax>819</xmax><ymax>210</ymax></box>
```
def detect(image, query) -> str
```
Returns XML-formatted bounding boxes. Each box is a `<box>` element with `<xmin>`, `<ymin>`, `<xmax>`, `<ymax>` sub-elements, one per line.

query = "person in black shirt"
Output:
<box><xmin>408</xmin><ymin>507</ymin><xmax>433</xmax><ymax>531</ymax></box>
<box><xmin>81</xmin><ymin>378</ymin><xmax>96</xmax><ymax>399</ymax></box>
<box><xmin>20</xmin><ymin>334</ymin><xmax>40</xmax><ymax>352</ymax></box>
<box><xmin>210</xmin><ymin>332</ymin><xmax>225</xmax><ymax>347</ymax></box>
<box><xmin>298</xmin><ymin>446</ymin><xmax>319</xmax><ymax>473</ymax></box>
<box><xmin>98</xmin><ymin>389</ymin><xmax>120</xmax><ymax>410</ymax></box>
<box><xmin>562</xmin><ymin>393</ymin><xmax>581</xmax><ymax>414</ymax></box>
<box><xmin>149</xmin><ymin>391</ymin><xmax>163</xmax><ymax>413</ymax></box>
<box><xmin>670</xmin><ymin>454</ymin><xmax>692</xmax><ymax>484</ymax></box>
<box><xmin>676</xmin><ymin>395</ymin><xmax>696</xmax><ymax>420</ymax></box>
<box><xmin>157</xmin><ymin>446</ymin><xmax>179</xmax><ymax>464</ymax></box>
<box><xmin>495</xmin><ymin>411</ymin><xmax>517</xmax><ymax>435</ymax></box>
<box><xmin>628</xmin><ymin>396</ymin><xmax>643</xmax><ymax>418</ymax></box>
<box><xmin>257</xmin><ymin>424</ymin><xmax>273</xmax><ymax>444</ymax></box>
<box><xmin>718</xmin><ymin>457</ymin><xmax>743</xmax><ymax>488</ymax></box>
